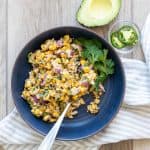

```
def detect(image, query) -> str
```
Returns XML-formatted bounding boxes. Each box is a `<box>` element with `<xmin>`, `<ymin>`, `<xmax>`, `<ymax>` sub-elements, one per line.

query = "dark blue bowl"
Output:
<box><xmin>11</xmin><ymin>26</ymin><xmax>125</xmax><ymax>140</ymax></box>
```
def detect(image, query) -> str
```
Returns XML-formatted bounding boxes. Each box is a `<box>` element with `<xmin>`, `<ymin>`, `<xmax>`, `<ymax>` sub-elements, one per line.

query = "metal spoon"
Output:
<box><xmin>38</xmin><ymin>103</ymin><xmax>71</xmax><ymax>150</ymax></box>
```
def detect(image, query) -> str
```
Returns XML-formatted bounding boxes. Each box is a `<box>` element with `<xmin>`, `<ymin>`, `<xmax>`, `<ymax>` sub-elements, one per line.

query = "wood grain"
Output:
<box><xmin>0</xmin><ymin>0</ymin><xmax>7</xmax><ymax>119</ymax></box>
<box><xmin>101</xmin><ymin>140</ymin><xmax>133</xmax><ymax>150</ymax></box>
<box><xmin>0</xmin><ymin>146</ymin><xmax>4</xmax><ymax>150</ymax></box>
<box><xmin>2</xmin><ymin>0</ymin><xmax>150</xmax><ymax>149</ymax></box>
<box><xmin>133</xmin><ymin>139</ymin><xmax>150</xmax><ymax>150</ymax></box>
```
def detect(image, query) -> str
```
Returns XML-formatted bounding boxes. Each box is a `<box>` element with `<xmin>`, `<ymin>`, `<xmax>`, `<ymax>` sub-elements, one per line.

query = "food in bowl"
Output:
<box><xmin>22</xmin><ymin>35</ymin><xmax>115</xmax><ymax>122</ymax></box>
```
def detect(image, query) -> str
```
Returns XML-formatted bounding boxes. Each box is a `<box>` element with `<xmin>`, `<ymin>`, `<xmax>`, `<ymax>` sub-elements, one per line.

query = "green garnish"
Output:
<box><xmin>76</xmin><ymin>38</ymin><xmax>115</xmax><ymax>90</ymax></box>
<box><xmin>111</xmin><ymin>32</ymin><xmax>125</xmax><ymax>49</ymax></box>
<box><xmin>118</xmin><ymin>25</ymin><xmax>138</xmax><ymax>46</ymax></box>
<box><xmin>110</xmin><ymin>25</ymin><xmax>139</xmax><ymax>49</ymax></box>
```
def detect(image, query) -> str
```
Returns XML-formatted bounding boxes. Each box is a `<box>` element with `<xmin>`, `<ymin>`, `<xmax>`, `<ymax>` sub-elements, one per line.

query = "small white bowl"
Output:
<box><xmin>108</xmin><ymin>21</ymin><xmax>141</xmax><ymax>54</ymax></box>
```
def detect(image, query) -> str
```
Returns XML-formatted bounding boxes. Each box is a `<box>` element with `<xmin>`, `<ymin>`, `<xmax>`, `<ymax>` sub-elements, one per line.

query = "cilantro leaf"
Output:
<box><xmin>81</xmin><ymin>47</ymin><xmax>103</xmax><ymax>64</ymax></box>
<box><xmin>75</xmin><ymin>38</ymin><xmax>102</xmax><ymax>49</ymax></box>
<box><xmin>77</xmin><ymin>38</ymin><xmax>115</xmax><ymax>90</ymax></box>
<box><xmin>93</xmin><ymin>73</ymin><xmax>107</xmax><ymax>91</ymax></box>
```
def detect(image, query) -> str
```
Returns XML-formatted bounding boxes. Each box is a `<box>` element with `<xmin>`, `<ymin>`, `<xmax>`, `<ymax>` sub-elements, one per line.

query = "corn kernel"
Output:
<box><xmin>49</xmin><ymin>43</ymin><xmax>57</xmax><ymax>50</ymax></box>
<box><xmin>64</xmin><ymin>95</ymin><xmax>69</xmax><ymax>101</ymax></box>
<box><xmin>79</xmin><ymin>87</ymin><xmax>86</xmax><ymax>93</ymax></box>
<box><xmin>94</xmin><ymin>99</ymin><xmax>100</xmax><ymax>104</ymax></box>
<box><xmin>45</xmin><ymin>108</ymin><xmax>51</xmax><ymax>113</ymax></box>
<box><xmin>80</xmin><ymin>60</ymin><xmax>86</xmax><ymax>65</ymax></box>
<box><xmin>52</xmin><ymin>112</ymin><xmax>59</xmax><ymax>118</ymax></box>
<box><xmin>50</xmin><ymin>118</ymin><xmax>56</xmax><ymax>122</ymax></box>
<box><xmin>83</xmin><ymin>67</ymin><xmax>90</xmax><ymax>73</ymax></box>
<box><xmin>55</xmin><ymin>58</ymin><xmax>61</xmax><ymax>63</ymax></box>
<box><xmin>63</xmin><ymin>35</ymin><xmax>70</xmax><ymax>42</ymax></box>
<box><xmin>72</xmin><ymin>95</ymin><xmax>78</xmax><ymax>100</ymax></box>
<box><xmin>60</xmin><ymin>95</ymin><xmax>65</xmax><ymax>101</ymax></box>
<box><xmin>41</xmin><ymin>44</ymin><xmax>48</xmax><ymax>51</ymax></box>
<box><xmin>49</xmin><ymin>90</ymin><xmax>55</xmax><ymax>97</ymax></box>
<box><xmin>43</xmin><ymin>115</ymin><xmax>50</xmax><ymax>121</ymax></box>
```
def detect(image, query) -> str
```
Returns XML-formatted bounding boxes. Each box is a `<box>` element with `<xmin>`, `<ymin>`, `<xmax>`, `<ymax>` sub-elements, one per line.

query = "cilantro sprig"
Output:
<box><xmin>75</xmin><ymin>38</ymin><xmax>115</xmax><ymax>91</ymax></box>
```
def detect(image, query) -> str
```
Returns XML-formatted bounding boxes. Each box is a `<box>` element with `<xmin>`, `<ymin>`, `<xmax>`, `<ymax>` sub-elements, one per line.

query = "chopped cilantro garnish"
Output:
<box><xmin>76</xmin><ymin>38</ymin><xmax>115</xmax><ymax>90</ymax></box>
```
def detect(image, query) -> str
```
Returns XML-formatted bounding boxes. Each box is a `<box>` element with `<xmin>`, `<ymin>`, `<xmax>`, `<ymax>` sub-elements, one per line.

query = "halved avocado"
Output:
<box><xmin>77</xmin><ymin>0</ymin><xmax>121</xmax><ymax>27</ymax></box>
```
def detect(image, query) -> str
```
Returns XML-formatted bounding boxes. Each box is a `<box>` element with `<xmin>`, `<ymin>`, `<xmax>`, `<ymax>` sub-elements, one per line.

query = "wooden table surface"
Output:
<box><xmin>0</xmin><ymin>0</ymin><xmax>150</xmax><ymax>149</ymax></box>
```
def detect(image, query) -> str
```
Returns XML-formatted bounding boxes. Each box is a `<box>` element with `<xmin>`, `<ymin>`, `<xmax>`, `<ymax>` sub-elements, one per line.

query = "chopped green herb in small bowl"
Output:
<box><xmin>108</xmin><ymin>21</ymin><xmax>140</xmax><ymax>54</ymax></box>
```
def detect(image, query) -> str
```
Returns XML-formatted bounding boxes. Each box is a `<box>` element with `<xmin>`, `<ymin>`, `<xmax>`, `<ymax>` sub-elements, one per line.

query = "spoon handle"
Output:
<box><xmin>38</xmin><ymin>103</ymin><xmax>71</xmax><ymax>150</ymax></box>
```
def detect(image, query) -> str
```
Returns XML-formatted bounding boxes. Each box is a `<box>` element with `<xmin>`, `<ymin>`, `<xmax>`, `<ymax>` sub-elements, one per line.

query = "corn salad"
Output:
<box><xmin>22</xmin><ymin>35</ymin><xmax>103</xmax><ymax>122</ymax></box>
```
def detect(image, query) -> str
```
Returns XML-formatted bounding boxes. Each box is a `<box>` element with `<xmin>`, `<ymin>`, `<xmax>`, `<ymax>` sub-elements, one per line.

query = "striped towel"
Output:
<box><xmin>1</xmin><ymin>15</ymin><xmax>150</xmax><ymax>150</ymax></box>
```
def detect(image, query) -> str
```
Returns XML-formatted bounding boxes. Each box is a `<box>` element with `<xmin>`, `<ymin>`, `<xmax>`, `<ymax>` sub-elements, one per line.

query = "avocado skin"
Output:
<box><xmin>76</xmin><ymin>0</ymin><xmax>122</xmax><ymax>27</ymax></box>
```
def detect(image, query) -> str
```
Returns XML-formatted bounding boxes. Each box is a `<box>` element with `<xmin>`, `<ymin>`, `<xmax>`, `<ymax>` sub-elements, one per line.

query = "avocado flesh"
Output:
<box><xmin>77</xmin><ymin>0</ymin><xmax>121</xmax><ymax>27</ymax></box>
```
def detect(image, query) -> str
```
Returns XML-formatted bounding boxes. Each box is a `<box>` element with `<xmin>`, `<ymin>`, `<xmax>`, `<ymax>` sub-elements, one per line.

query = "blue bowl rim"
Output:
<box><xmin>11</xmin><ymin>26</ymin><xmax>126</xmax><ymax>140</ymax></box>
